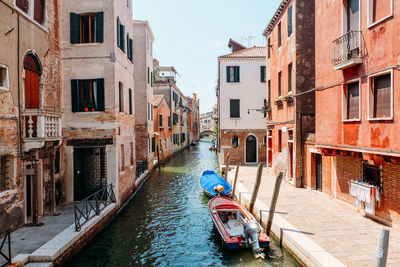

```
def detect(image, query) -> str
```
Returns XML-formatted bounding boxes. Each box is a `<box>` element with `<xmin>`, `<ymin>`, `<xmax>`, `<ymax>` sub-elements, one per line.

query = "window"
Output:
<box><xmin>368</xmin><ymin>0</ymin><xmax>393</xmax><ymax>26</ymax></box>
<box><xmin>362</xmin><ymin>163</ymin><xmax>381</xmax><ymax>187</ymax></box>
<box><xmin>117</xmin><ymin>17</ymin><xmax>125</xmax><ymax>52</ymax></box>
<box><xmin>278</xmin><ymin>22</ymin><xmax>282</xmax><ymax>47</ymax></box>
<box><xmin>151</xmin><ymin>137</ymin><xmax>155</xmax><ymax>152</ymax></box>
<box><xmin>0</xmin><ymin>65</ymin><xmax>9</xmax><ymax>90</ymax></box>
<box><xmin>168</xmin><ymin>116</ymin><xmax>171</xmax><ymax>127</ymax></box>
<box><xmin>263</xmin><ymin>135</ymin><xmax>267</xmax><ymax>145</ymax></box>
<box><xmin>343</xmin><ymin>81</ymin><xmax>360</xmax><ymax>120</ymax></box>
<box><xmin>33</xmin><ymin>0</ymin><xmax>44</xmax><ymax>24</ymax></box>
<box><xmin>70</xmin><ymin>12</ymin><xmax>103</xmax><ymax>44</ymax></box>
<box><xmin>288</xmin><ymin>63</ymin><xmax>293</xmax><ymax>93</ymax></box>
<box><xmin>130</xmin><ymin>142</ymin><xmax>134</xmax><ymax>166</ymax></box>
<box><xmin>264</xmin><ymin>99</ymin><xmax>267</xmax><ymax>118</ymax></box>
<box><xmin>369</xmin><ymin>72</ymin><xmax>392</xmax><ymax>119</ymax></box>
<box><xmin>268</xmin><ymin>80</ymin><xmax>271</xmax><ymax>105</ymax></box>
<box><xmin>230</xmin><ymin>99</ymin><xmax>240</xmax><ymax>118</ymax></box>
<box><xmin>151</xmin><ymin>72</ymin><xmax>153</xmax><ymax>87</ymax></box>
<box><xmin>173</xmin><ymin>113</ymin><xmax>179</xmax><ymax>125</ymax></box>
<box><xmin>128</xmin><ymin>88</ymin><xmax>132</xmax><ymax>115</ymax></box>
<box><xmin>151</xmin><ymin>104</ymin><xmax>153</xmax><ymax>120</ymax></box>
<box><xmin>260</xmin><ymin>66</ymin><xmax>266</xmax><ymax>83</ymax></box>
<box><xmin>71</xmin><ymin>79</ymin><xmax>105</xmax><ymax>112</ymax></box>
<box><xmin>288</xmin><ymin>130</ymin><xmax>293</xmax><ymax>141</ymax></box>
<box><xmin>287</xmin><ymin>5</ymin><xmax>293</xmax><ymax>37</ymax></box>
<box><xmin>159</xmin><ymin>114</ymin><xmax>163</xmax><ymax>127</ymax></box>
<box><xmin>0</xmin><ymin>156</ymin><xmax>12</xmax><ymax>191</ymax></box>
<box><xmin>16</xmin><ymin>0</ymin><xmax>28</xmax><ymax>12</ymax></box>
<box><xmin>147</xmin><ymin>103</ymin><xmax>150</xmax><ymax>120</ymax></box>
<box><xmin>127</xmin><ymin>34</ymin><xmax>133</xmax><ymax>62</ymax></box>
<box><xmin>278</xmin><ymin>71</ymin><xmax>282</xmax><ymax>97</ymax></box>
<box><xmin>267</xmin><ymin>37</ymin><xmax>271</xmax><ymax>59</ymax></box>
<box><xmin>147</xmin><ymin>67</ymin><xmax>150</xmax><ymax>84</ymax></box>
<box><xmin>119</xmin><ymin>82</ymin><xmax>124</xmax><ymax>112</ymax></box>
<box><xmin>226</xmin><ymin>66</ymin><xmax>240</xmax><ymax>82</ymax></box>
<box><xmin>232</xmin><ymin>136</ymin><xmax>239</xmax><ymax>148</ymax></box>
<box><xmin>120</xmin><ymin>144</ymin><xmax>125</xmax><ymax>171</ymax></box>
<box><xmin>278</xmin><ymin>130</ymin><xmax>282</xmax><ymax>152</ymax></box>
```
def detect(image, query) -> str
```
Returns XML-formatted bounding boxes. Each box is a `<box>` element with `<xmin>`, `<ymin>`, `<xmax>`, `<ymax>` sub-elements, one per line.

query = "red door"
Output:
<box><xmin>24</xmin><ymin>68</ymin><xmax>39</xmax><ymax>109</ymax></box>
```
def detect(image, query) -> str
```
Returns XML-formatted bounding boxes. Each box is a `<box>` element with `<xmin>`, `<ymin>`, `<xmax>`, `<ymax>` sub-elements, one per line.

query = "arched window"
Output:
<box><xmin>231</xmin><ymin>135</ymin><xmax>239</xmax><ymax>148</ymax></box>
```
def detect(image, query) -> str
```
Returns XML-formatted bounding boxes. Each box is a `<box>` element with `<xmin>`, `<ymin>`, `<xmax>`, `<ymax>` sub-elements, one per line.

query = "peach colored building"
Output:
<box><xmin>315</xmin><ymin>0</ymin><xmax>400</xmax><ymax>225</ymax></box>
<box><xmin>152</xmin><ymin>95</ymin><xmax>172</xmax><ymax>160</ymax></box>
<box><xmin>263</xmin><ymin>0</ymin><xmax>315</xmax><ymax>186</ymax></box>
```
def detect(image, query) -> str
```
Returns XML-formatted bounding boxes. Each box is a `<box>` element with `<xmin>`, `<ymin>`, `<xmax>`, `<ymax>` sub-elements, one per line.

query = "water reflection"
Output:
<box><xmin>70</xmin><ymin>140</ymin><xmax>299</xmax><ymax>267</ymax></box>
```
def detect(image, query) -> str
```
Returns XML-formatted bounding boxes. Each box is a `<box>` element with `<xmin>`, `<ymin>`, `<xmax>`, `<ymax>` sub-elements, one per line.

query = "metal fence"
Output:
<box><xmin>0</xmin><ymin>230</ymin><xmax>11</xmax><ymax>267</ymax></box>
<box><xmin>332</xmin><ymin>30</ymin><xmax>362</xmax><ymax>66</ymax></box>
<box><xmin>136</xmin><ymin>160</ymin><xmax>148</xmax><ymax>179</ymax></box>
<box><xmin>74</xmin><ymin>184</ymin><xmax>116</xmax><ymax>232</ymax></box>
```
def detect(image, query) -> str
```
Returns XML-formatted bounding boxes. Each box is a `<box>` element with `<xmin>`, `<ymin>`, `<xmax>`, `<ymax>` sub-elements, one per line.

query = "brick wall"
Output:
<box><xmin>335</xmin><ymin>155</ymin><xmax>362</xmax><ymax>203</ymax></box>
<box><xmin>135</xmin><ymin>125</ymin><xmax>148</xmax><ymax>162</ymax></box>
<box><xmin>377</xmin><ymin>163</ymin><xmax>400</xmax><ymax>225</ymax></box>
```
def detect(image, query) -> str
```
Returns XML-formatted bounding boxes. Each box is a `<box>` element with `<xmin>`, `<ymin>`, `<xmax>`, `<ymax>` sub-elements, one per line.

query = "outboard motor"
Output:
<box><xmin>243</xmin><ymin>220</ymin><xmax>264</xmax><ymax>259</ymax></box>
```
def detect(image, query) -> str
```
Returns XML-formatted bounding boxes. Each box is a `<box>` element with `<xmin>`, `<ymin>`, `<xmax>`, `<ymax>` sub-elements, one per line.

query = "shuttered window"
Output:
<box><xmin>287</xmin><ymin>5</ymin><xmax>293</xmax><ymax>37</ymax></box>
<box><xmin>173</xmin><ymin>113</ymin><xmax>179</xmax><ymax>125</ymax></box>
<box><xmin>127</xmin><ymin>35</ymin><xmax>133</xmax><ymax>62</ymax></box>
<box><xmin>0</xmin><ymin>156</ymin><xmax>12</xmax><ymax>191</ymax></box>
<box><xmin>278</xmin><ymin>22</ymin><xmax>282</xmax><ymax>47</ymax></box>
<box><xmin>288</xmin><ymin>63</ymin><xmax>293</xmax><ymax>93</ymax></box>
<box><xmin>151</xmin><ymin>104</ymin><xmax>153</xmax><ymax>120</ymax></box>
<box><xmin>372</xmin><ymin>0</ymin><xmax>392</xmax><ymax>23</ymax></box>
<box><xmin>268</xmin><ymin>80</ymin><xmax>271</xmax><ymax>105</ymax></box>
<box><xmin>226</xmin><ymin>66</ymin><xmax>240</xmax><ymax>82</ymax></box>
<box><xmin>119</xmin><ymin>82</ymin><xmax>124</xmax><ymax>112</ymax></box>
<box><xmin>117</xmin><ymin>17</ymin><xmax>125</xmax><ymax>52</ymax></box>
<box><xmin>230</xmin><ymin>99</ymin><xmax>240</xmax><ymax>118</ymax></box>
<box><xmin>151</xmin><ymin>137</ymin><xmax>155</xmax><ymax>153</ymax></box>
<box><xmin>260</xmin><ymin>66</ymin><xmax>266</xmax><ymax>83</ymax></box>
<box><xmin>71</xmin><ymin>79</ymin><xmax>104</xmax><ymax>112</ymax></box>
<box><xmin>33</xmin><ymin>0</ymin><xmax>44</xmax><ymax>24</ymax></box>
<box><xmin>373</xmin><ymin>73</ymin><xmax>391</xmax><ymax>118</ymax></box>
<box><xmin>16</xmin><ymin>0</ymin><xmax>28</xmax><ymax>12</ymax></box>
<box><xmin>346</xmin><ymin>81</ymin><xmax>360</xmax><ymax>120</ymax></box>
<box><xmin>267</xmin><ymin>38</ymin><xmax>271</xmax><ymax>59</ymax></box>
<box><xmin>128</xmin><ymin>88</ymin><xmax>132</xmax><ymax>115</ymax></box>
<box><xmin>70</xmin><ymin>12</ymin><xmax>103</xmax><ymax>44</ymax></box>
<box><xmin>278</xmin><ymin>71</ymin><xmax>282</xmax><ymax>97</ymax></box>
<box><xmin>159</xmin><ymin>114</ymin><xmax>163</xmax><ymax>127</ymax></box>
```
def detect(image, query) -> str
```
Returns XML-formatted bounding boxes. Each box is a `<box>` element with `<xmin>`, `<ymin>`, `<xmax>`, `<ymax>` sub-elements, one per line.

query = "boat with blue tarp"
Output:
<box><xmin>200</xmin><ymin>170</ymin><xmax>232</xmax><ymax>197</ymax></box>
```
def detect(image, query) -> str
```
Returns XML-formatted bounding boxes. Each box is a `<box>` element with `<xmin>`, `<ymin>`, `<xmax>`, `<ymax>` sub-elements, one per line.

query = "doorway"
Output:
<box><xmin>245</xmin><ymin>135</ymin><xmax>257</xmax><ymax>163</ymax></box>
<box><xmin>315</xmin><ymin>154</ymin><xmax>322</xmax><ymax>191</ymax></box>
<box><xmin>267</xmin><ymin>130</ymin><xmax>273</xmax><ymax>167</ymax></box>
<box><xmin>73</xmin><ymin>147</ymin><xmax>107</xmax><ymax>201</ymax></box>
<box><xmin>25</xmin><ymin>166</ymin><xmax>33</xmax><ymax>221</ymax></box>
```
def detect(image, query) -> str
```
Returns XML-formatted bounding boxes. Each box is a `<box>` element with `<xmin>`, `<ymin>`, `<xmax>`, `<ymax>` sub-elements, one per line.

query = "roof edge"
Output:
<box><xmin>263</xmin><ymin>0</ymin><xmax>291</xmax><ymax>36</ymax></box>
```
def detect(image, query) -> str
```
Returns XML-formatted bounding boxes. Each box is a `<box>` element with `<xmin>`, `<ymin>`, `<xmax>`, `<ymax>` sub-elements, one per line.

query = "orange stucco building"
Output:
<box><xmin>153</xmin><ymin>95</ymin><xmax>172</xmax><ymax>161</ymax></box>
<box><xmin>314</xmin><ymin>0</ymin><xmax>400</xmax><ymax>225</ymax></box>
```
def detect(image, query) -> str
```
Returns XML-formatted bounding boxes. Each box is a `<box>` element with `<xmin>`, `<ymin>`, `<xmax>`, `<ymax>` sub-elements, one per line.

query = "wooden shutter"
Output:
<box><xmin>71</xmin><ymin>79</ymin><xmax>80</xmax><ymax>112</ymax></box>
<box><xmin>278</xmin><ymin>72</ymin><xmax>282</xmax><ymax>96</ymax></box>
<box><xmin>97</xmin><ymin>78</ymin><xmax>105</xmax><ymax>111</ymax></box>
<box><xmin>347</xmin><ymin>82</ymin><xmax>359</xmax><ymax>119</ymax></box>
<box><xmin>16</xmin><ymin>0</ymin><xmax>27</xmax><ymax>12</ymax></box>
<box><xmin>159</xmin><ymin>114</ymin><xmax>162</xmax><ymax>127</ymax></box>
<box><xmin>260</xmin><ymin>66</ymin><xmax>266</xmax><ymax>82</ymax></box>
<box><xmin>70</xmin><ymin>13</ymin><xmax>80</xmax><ymax>44</ymax></box>
<box><xmin>226</xmin><ymin>66</ymin><xmax>230</xmax><ymax>82</ymax></box>
<box><xmin>25</xmin><ymin>69</ymin><xmax>40</xmax><ymax>109</ymax></box>
<box><xmin>152</xmin><ymin>137</ymin><xmax>155</xmax><ymax>152</ymax></box>
<box><xmin>127</xmin><ymin>33</ymin><xmax>130</xmax><ymax>58</ymax></box>
<box><xmin>234</xmin><ymin>66</ymin><xmax>240</xmax><ymax>82</ymax></box>
<box><xmin>117</xmin><ymin>17</ymin><xmax>120</xmax><ymax>47</ymax></box>
<box><xmin>96</xmin><ymin>12</ymin><xmax>104</xmax><ymax>43</ymax></box>
<box><xmin>128</xmin><ymin>88</ymin><xmax>132</xmax><ymax>115</ymax></box>
<box><xmin>130</xmin><ymin>38</ymin><xmax>134</xmax><ymax>61</ymax></box>
<box><xmin>374</xmin><ymin>74</ymin><xmax>391</xmax><ymax>118</ymax></box>
<box><xmin>287</xmin><ymin>5</ymin><xmax>292</xmax><ymax>36</ymax></box>
<box><xmin>121</xmin><ymin>25</ymin><xmax>125</xmax><ymax>52</ymax></box>
<box><xmin>230</xmin><ymin>99</ymin><xmax>240</xmax><ymax>118</ymax></box>
<box><xmin>33</xmin><ymin>0</ymin><xmax>43</xmax><ymax>24</ymax></box>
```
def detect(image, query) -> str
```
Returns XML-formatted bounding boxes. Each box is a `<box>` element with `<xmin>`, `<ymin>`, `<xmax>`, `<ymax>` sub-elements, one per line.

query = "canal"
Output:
<box><xmin>70</xmin><ymin>140</ymin><xmax>300</xmax><ymax>266</ymax></box>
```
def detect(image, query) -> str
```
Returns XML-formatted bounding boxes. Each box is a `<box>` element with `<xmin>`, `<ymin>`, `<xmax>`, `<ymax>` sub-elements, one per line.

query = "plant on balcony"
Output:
<box><xmin>262</xmin><ymin>102</ymin><xmax>272</xmax><ymax>112</ymax></box>
<box><xmin>284</xmin><ymin>95</ymin><xmax>294</xmax><ymax>103</ymax></box>
<box><xmin>274</xmin><ymin>99</ymin><xmax>283</xmax><ymax>106</ymax></box>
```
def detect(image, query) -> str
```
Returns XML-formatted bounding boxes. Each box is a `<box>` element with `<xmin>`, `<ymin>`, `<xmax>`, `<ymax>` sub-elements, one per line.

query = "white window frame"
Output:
<box><xmin>0</xmin><ymin>64</ymin><xmax>10</xmax><ymax>91</ymax></box>
<box><xmin>368</xmin><ymin>0</ymin><xmax>393</xmax><ymax>28</ymax></box>
<box><xmin>342</xmin><ymin>78</ymin><xmax>361</xmax><ymax>122</ymax></box>
<box><xmin>14</xmin><ymin>0</ymin><xmax>48</xmax><ymax>31</ymax></box>
<box><xmin>367</xmin><ymin>69</ymin><xmax>393</xmax><ymax>121</ymax></box>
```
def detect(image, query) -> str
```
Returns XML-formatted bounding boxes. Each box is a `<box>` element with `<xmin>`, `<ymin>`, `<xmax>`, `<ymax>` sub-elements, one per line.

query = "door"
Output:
<box><xmin>73</xmin><ymin>147</ymin><xmax>107</xmax><ymax>201</ymax></box>
<box><xmin>24</xmin><ymin>69</ymin><xmax>40</xmax><ymax>109</ymax></box>
<box><xmin>267</xmin><ymin>130</ymin><xmax>273</xmax><ymax>167</ymax></box>
<box><xmin>25</xmin><ymin>169</ymin><xmax>33</xmax><ymax>221</ymax></box>
<box><xmin>315</xmin><ymin>154</ymin><xmax>322</xmax><ymax>191</ymax></box>
<box><xmin>246</xmin><ymin>135</ymin><xmax>257</xmax><ymax>163</ymax></box>
<box><xmin>288</xmin><ymin>142</ymin><xmax>294</xmax><ymax>178</ymax></box>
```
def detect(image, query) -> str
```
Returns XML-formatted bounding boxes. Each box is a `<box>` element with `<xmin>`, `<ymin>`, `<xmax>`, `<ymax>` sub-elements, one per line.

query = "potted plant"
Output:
<box><xmin>262</xmin><ymin>102</ymin><xmax>272</xmax><ymax>112</ymax></box>
<box><xmin>284</xmin><ymin>95</ymin><xmax>294</xmax><ymax>103</ymax></box>
<box><xmin>274</xmin><ymin>99</ymin><xmax>283</xmax><ymax>106</ymax></box>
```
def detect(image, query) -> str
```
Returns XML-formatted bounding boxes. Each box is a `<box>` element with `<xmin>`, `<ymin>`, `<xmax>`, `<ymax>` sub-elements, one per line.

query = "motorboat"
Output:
<box><xmin>200</xmin><ymin>170</ymin><xmax>232</xmax><ymax>197</ymax></box>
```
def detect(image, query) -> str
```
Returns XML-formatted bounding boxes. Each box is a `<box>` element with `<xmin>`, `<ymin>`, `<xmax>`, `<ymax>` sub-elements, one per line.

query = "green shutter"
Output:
<box><xmin>117</xmin><ymin>17</ymin><xmax>120</xmax><ymax>47</ymax></box>
<box><xmin>71</xmin><ymin>79</ymin><xmax>79</xmax><ymax>112</ymax></box>
<box><xmin>226</xmin><ymin>66</ymin><xmax>230</xmax><ymax>82</ymax></box>
<box><xmin>152</xmin><ymin>137</ymin><xmax>155</xmax><ymax>152</ymax></box>
<box><xmin>97</xmin><ymin>78</ymin><xmax>105</xmax><ymax>111</ymax></box>
<box><xmin>96</xmin><ymin>12</ymin><xmax>104</xmax><ymax>43</ymax></box>
<box><xmin>70</xmin><ymin>13</ymin><xmax>80</xmax><ymax>44</ymax></box>
<box><xmin>121</xmin><ymin>25</ymin><xmax>125</xmax><ymax>52</ymax></box>
<box><xmin>261</xmin><ymin>66</ymin><xmax>266</xmax><ymax>82</ymax></box>
<box><xmin>235</xmin><ymin>66</ymin><xmax>240</xmax><ymax>82</ymax></box>
<box><xmin>288</xmin><ymin>6</ymin><xmax>293</xmax><ymax>36</ymax></box>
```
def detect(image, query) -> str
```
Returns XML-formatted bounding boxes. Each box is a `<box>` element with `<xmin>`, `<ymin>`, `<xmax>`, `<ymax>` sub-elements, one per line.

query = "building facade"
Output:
<box><xmin>133</xmin><ymin>20</ymin><xmax>155</xmax><ymax>172</ymax></box>
<box><xmin>61</xmin><ymin>0</ymin><xmax>136</xmax><ymax>205</ymax></box>
<box><xmin>217</xmin><ymin>43</ymin><xmax>267</xmax><ymax>165</ymax></box>
<box><xmin>0</xmin><ymin>0</ymin><xmax>64</xmax><ymax>232</ymax></box>
<box><xmin>186</xmin><ymin>93</ymin><xmax>200</xmax><ymax>144</ymax></box>
<box><xmin>152</xmin><ymin>95</ymin><xmax>172</xmax><ymax>161</ymax></box>
<box><xmin>315</xmin><ymin>0</ymin><xmax>400</xmax><ymax>225</ymax></box>
<box><xmin>263</xmin><ymin>0</ymin><xmax>315</xmax><ymax>186</ymax></box>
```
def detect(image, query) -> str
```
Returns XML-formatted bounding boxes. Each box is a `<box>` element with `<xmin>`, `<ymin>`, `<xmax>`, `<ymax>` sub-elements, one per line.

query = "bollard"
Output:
<box><xmin>232</xmin><ymin>163</ymin><xmax>240</xmax><ymax>198</ymax></box>
<box><xmin>249</xmin><ymin>162</ymin><xmax>264</xmax><ymax>213</ymax></box>
<box><xmin>224</xmin><ymin>153</ymin><xmax>230</xmax><ymax>181</ymax></box>
<box><xmin>375</xmin><ymin>228</ymin><xmax>389</xmax><ymax>267</ymax></box>
<box><xmin>266</xmin><ymin>172</ymin><xmax>283</xmax><ymax>236</ymax></box>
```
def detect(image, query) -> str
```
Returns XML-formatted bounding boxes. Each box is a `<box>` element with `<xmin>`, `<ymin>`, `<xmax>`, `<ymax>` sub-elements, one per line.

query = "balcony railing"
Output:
<box><xmin>0</xmin><ymin>229</ymin><xmax>11</xmax><ymax>267</ymax></box>
<box><xmin>332</xmin><ymin>31</ymin><xmax>363</xmax><ymax>70</ymax></box>
<box><xmin>22</xmin><ymin>110</ymin><xmax>62</xmax><ymax>140</ymax></box>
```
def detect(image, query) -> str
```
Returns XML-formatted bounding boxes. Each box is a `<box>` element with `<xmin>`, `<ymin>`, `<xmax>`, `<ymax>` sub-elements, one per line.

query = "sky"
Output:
<box><xmin>132</xmin><ymin>0</ymin><xmax>282</xmax><ymax>114</ymax></box>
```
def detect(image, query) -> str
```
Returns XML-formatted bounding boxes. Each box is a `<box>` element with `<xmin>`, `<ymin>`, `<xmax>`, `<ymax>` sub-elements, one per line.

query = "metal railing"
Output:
<box><xmin>136</xmin><ymin>160</ymin><xmax>147</xmax><ymax>179</ymax></box>
<box><xmin>0</xmin><ymin>230</ymin><xmax>11</xmax><ymax>267</ymax></box>
<box><xmin>332</xmin><ymin>30</ymin><xmax>363</xmax><ymax>67</ymax></box>
<box><xmin>74</xmin><ymin>184</ymin><xmax>116</xmax><ymax>232</ymax></box>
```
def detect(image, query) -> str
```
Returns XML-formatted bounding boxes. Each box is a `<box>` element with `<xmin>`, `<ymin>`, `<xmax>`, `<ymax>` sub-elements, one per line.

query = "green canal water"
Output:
<box><xmin>70</xmin><ymin>140</ymin><xmax>300</xmax><ymax>266</ymax></box>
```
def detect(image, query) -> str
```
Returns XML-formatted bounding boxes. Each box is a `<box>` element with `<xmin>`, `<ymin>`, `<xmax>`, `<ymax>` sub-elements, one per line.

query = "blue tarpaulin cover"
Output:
<box><xmin>200</xmin><ymin>170</ymin><xmax>232</xmax><ymax>196</ymax></box>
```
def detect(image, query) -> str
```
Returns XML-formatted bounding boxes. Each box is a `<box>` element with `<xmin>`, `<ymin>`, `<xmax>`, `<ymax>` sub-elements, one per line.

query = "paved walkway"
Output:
<box><xmin>10</xmin><ymin>203</ymin><xmax>74</xmax><ymax>257</ymax></box>
<box><xmin>226</xmin><ymin>165</ymin><xmax>400</xmax><ymax>267</ymax></box>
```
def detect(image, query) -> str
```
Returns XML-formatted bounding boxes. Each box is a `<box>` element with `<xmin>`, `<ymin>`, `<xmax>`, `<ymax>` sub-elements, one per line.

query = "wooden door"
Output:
<box><xmin>246</xmin><ymin>135</ymin><xmax>257</xmax><ymax>163</ymax></box>
<box><xmin>315</xmin><ymin>154</ymin><xmax>322</xmax><ymax>191</ymax></box>
<box><xmin>24</xmin><ymin>68</ymin><xmax>39</xmax><ymax>109</ymax></box>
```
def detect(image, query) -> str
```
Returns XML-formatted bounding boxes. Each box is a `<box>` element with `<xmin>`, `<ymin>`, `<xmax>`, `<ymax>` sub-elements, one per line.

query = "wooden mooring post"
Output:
<box><xmin>249</xmin><ymin>162</ymin><xmax>264</xmax><ymax>214</ymax></box>
<box><xmin>375</xmin><ymin>228</ymin><xmax>389</xmax><ymax>267</ymax></box>
<box><xmin>224</xmin><ymin>153</ymin><xmax>230</xmax><ymax>181</ymax></box>
<box><xmin>231</xmin><ymin>163</ymin><xmax>240</xmax><ymax>198</ymax></box>
<box><xmin>266</xmin><ymin>171</ymin><xmax>283</xmax><ymax>236</ymax></box>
